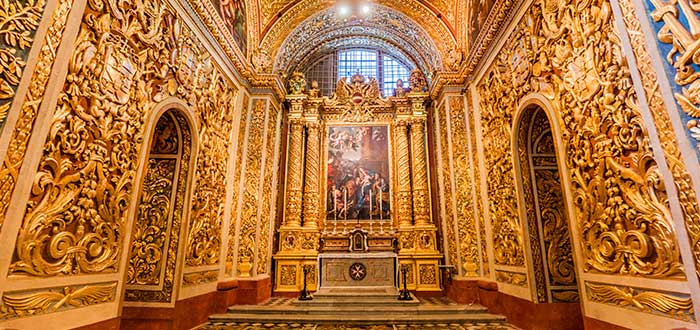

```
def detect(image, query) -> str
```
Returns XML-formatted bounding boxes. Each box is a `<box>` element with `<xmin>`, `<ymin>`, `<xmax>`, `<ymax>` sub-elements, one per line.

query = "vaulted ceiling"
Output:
<box><xmin>243</xmin><ymin>0</ymin><xmax>500</xmax><ymax>75</ymax></box>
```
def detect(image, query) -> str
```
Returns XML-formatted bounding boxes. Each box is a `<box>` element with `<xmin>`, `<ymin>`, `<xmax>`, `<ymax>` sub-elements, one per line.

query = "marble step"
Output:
<box><xmin>209</xmin><ymin>312</ymin><xmax>507</xmax><ymax>324</ymax></box>
<box><xmin>227</xmin><ymin>303</ymin><xmax>488</xmax><ymax>315</ymax></box>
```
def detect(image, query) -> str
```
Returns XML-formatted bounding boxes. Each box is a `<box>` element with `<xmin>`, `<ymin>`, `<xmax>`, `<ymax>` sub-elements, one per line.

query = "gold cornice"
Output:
<box><xmin>181</xmin><ymin>0</ymin><xmax>286</xmax><ymax>100</ymax></box>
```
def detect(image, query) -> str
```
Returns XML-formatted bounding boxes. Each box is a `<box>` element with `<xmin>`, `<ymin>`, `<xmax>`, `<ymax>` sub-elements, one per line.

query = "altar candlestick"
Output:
<box><xmin>344</xmin><ymin>189</ymin><xmax>347</xmax><ymax>221</ymax></box>
<box><xmin>334</xmin><ymin>191</ymin><xmax>337</xmax><ymax>222</ymax></box>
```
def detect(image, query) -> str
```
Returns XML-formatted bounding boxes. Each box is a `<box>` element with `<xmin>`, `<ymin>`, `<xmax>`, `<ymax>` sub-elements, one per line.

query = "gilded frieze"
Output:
<box><xmin>0</xmin><ymin>282</ymin><xmax>116</xmax><ymax>320</ymax></box>
<box><xmin>0</xmin><ymin>0</ymin><xmax>72</xmax><ymax>232</ymax></box>
<box><xmin>476</xmin><ymin>0</ymin><xmax>684</xmax><ymax>278</ymax></box>
<box><xmin>586</xmin><ymin>282</ymin><xmax>694</xmax><ymax>321</ymax></box>
<box><xmin>436</xmin><ymin>104</ymin><xmax>459</xmax><ymax>270</ymax></box>
<box><xmin>0</xmin><ymin>0</ymin><xmax>45</xmax><ymax>127</ymax></box>
<box><xmin>448</xmin><ymin>96</ymin><xmax>479</xmax><ymax>276</ymax></box>
<box><xmin>495</xmin><ymin>270</ymin><xmax>527</xmax><ymax>287</ymax></box>
<box><xmin>10</xmin><ymin>0</ymin><xmax>237</xmax><ymax>276</ymax></box>
<box><xmin>235</xmin><ymin>99</ymin><xmax>266</xmax><ymax>274</ymax></box>
<box><xmin>182</xmin><ymin>270</ymin><xmax>219</xmax><ymax>287</ymax></box>
<box><xmin>617</xmin><ymin>0</ymin><xmax>700</xmax><ymax>281</ymax></box>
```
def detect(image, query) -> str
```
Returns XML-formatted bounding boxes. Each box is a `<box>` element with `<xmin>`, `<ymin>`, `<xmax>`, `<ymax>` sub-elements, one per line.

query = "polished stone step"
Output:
<box><xmin>209</xmin><ymin>312</ymin><xmax>507</xmax><ymax>325</ymax></box>
<box><xmin>227</xmin><ymin>303</ymin><xmax>488</xmax><ymax>315</ymax></box>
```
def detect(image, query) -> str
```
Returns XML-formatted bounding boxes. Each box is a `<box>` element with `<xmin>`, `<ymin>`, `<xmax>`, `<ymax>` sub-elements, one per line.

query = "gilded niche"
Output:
<box><xmin>11</xmin><ymin>0</ymin><xmax>237</xmax><ymax>276</ymax></box>
<box><xmin>126</xmin><ymin>111</ymin><xmax>192</xmax><ymax>303</ymax></box>
<box><xmin>477</xmin><ymin>0</ymin><xmax>684</xmax><ymax>277</ymax></box>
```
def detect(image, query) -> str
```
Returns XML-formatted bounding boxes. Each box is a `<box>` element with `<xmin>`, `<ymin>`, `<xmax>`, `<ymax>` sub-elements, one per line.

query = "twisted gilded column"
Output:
<box><xmin>410</xmin><ymin>118</ymin><xmax>430</xmax><ymax>226</ymax></box>
<box><xmin>284</xmin><ymin>119</ymin><xmax>304</xmax><ymax>227</ymax></box>
<box><xmin>394</xmin><ymin>120</ymin><xmax>414</xmax><ymax>227</ymax></box>
<box><xmin>302</xmin><ymin>122</ymin><xmax>321</xmax><ymax>229</ymax></box>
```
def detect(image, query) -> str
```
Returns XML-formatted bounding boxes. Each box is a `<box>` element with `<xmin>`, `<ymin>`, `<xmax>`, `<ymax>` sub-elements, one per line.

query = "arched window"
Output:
<box><xmin>304</xmin><ymin>48</ymin><xmax>412</xmax><ymax>97</ymax></box>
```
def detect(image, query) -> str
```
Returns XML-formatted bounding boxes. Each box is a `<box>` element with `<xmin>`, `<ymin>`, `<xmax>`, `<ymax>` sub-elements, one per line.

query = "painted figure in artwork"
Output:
<box><xmin>326</xmin><ymin>126</ymin><xmax>391</xmax><ymax>220</ymax></box>
<box><xmin>217</xmin><ymin>0</ymin><xmax>247</xmax><ymax>54</ymax></box>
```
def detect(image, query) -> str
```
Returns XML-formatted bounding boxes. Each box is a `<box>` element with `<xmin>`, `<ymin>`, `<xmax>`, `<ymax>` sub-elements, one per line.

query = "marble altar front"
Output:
<box><xmin>318</xmin><ymin>252</ymin><xmax>397</xmax><ymax>289</ymax></box>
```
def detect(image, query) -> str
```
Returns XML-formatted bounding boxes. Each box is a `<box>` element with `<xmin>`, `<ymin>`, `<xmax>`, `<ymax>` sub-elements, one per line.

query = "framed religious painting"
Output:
<box><xmin>323</xmin><ymin>125</ymin><xmax>393</xmax><ymax>222</ymax></box>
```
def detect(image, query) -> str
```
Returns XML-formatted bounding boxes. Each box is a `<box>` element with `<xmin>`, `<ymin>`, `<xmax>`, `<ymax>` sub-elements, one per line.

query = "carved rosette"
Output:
<box><xmin>393</xmin><ymin>120</ymin><xmax>413</xmax><ymax>227</ymax></box>
<box><xmin>410</xmin><ymin>118</ymin><xmax>430</xmax><ymax>226</ymax></box>
<box><xmin>302</xmin><ymin>121</ymin><xmax>321</xmax><ymax>228</ymax></box>
<box><xmin>284</xmin><ymin>119</ymin><xmax>305</xmax><ymax>227</ymax></box>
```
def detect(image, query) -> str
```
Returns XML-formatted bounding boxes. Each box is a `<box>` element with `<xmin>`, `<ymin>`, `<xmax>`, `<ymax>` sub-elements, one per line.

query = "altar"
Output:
<box><xmin>273</xmin><ymin>71</ymin><xmax>442</xmax><ymax>294</ymax></box>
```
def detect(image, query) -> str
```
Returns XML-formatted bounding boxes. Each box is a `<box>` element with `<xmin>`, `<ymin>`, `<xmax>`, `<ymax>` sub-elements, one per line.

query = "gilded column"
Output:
<box><xmin>410</xmin><ymin>118</ymin><xmax>430</xmax><ymax>226</ymax></box>
<box><xmin>302</xmin><ymin>121</ymin><xmax>321</xmax><ymax>229</ymax></box>
<box><xmin>284</xmin><ymin>118</ymin><xmax>305</xmax><ymax>227</ymax></box>
<box><xmin>394</xmin><ymin>120</ymin><xmax>414</xmax><ymax>227</ymax></box>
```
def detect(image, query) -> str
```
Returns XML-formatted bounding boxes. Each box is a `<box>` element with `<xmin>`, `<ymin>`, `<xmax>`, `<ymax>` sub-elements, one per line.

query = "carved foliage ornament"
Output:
<box><xmin>0</xmin><ymin>0</ymin><xmax>45</xmax><ymax>126</ymax></box>
<box><xmin>12</xmin><ymin>0</ymin><xmax>236</xmax><ymax>276</ymax></box>
<box><xmin>0</xmin><ymin>282</ymin><xmax>116</xmax><ymax>320</ymax></box>
<box><xmin>477</xmin><ymin>0</ymin><xmax>684</xmax><ymax>278</ymax></box>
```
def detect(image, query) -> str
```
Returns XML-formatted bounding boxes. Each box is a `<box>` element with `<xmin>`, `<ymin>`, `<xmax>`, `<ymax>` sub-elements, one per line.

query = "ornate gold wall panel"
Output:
<box><xmin>0</xmin><ymin>0</ymin><xmax>72</xmax><ymax>233</ymax></box>
<box><xmin>256</xmin><ymin>104</ymin><xmax>281</xmax><ymax>275</ymax></box>
<box><xmin>302</xmin><ymin>121</ymin><xmax>321</xmax><ymax>228</ymax></box>
<box><xmin>284</xmin><ymin>118</ymin><xmax>304</xmax><ymax>227</ymax></box>
<box><xmin>0</xmin><ymin>0</ymin><xmax>46</xmax><ymax>127</ymax></box>
<box><xmin>226</xmin><ymin>94</ymin><xmax>250</xmax><ymax>275</ymax></box>
<box><xmin>617</xmin><ymin>0</ymin><xmax>700</xmax><ymax>282</ymax></box>
<box><xmin>10</xmin><ymin>0</ymin><xmax>238</xmax><ymax>277</ymax></box>
<box><xmin>586</xmin><ymin>282</ymin><xmax>694</xmax><ymax>321</ymax></box>
<box><xmin>436</xmin><ymin>104</ymin><xmax>459</xmax><ymax>271</ymax></box>
<box><xmin>235</xmin><ymin>99</ymin><xmax>267</xmax><ymax>276</ymax></box>
<box><xmin>476</xmin><ymin>0</ymin><xmax>684</xmax><ymax>278</ymax></box>
<box><xmin>466</xmin><ymin>91</ymin><xmax>489</xmax><ymax>277</ymax></box>
<box><xmin>0</xmin><ymin>282</ymin><xmax>116</xmax><ymax>320</ymax></box>
<box><xmin>410</xmin><ymin>118</ymin><xmax>430</xmax><ymax>226</ymax></box>
<box><xmin>125</xmin><ymin>111</ymin><xmax>192</xmax><ymax>303</ymax></box>
<box><xmin>448</xmin><ymin>96</ymin><xmax>479</xmax><ymax>276</ymax></box>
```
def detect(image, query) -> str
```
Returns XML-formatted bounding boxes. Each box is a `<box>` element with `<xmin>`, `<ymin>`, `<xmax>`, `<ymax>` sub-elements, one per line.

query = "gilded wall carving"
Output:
<box><xmin>128</xmin><ymin>159</ymin><xmax>175</xmax><ymax>285</ymax></box>
<box><xmin>0</xmin><ymin>282</ymin><xmax>116</xmax><ymax>320</ymax></box>
<box><xmin>466</xmin><ymin>91</ymin><xmax>489</xmax><ymax>277</ymax></box>
<box><xmin>257</xmin><ymin>104</ymin><xmax>280</xmax><ymax>275</ymax></box>
<box><xmin>280</xmin><ymin>265</ymin><xmax>297</xmax><ymax>286</ymax></box>
<box><xmin>495</xmin><ymin>270</ymin><xmax>527</xmax><ymax>287</ymax></box>
<box><xmin>10</xmin><ymin>0</ymin><xmax>237</xmax><ymax>276</ymax></box>
<box><xmin>617</xmin><ymin>0</ymin><xmax>700</xmax><ymax>281</ymax></box>
<box><xmin>236</xmin><ymin>99</ymin><xmax>266</xmax><ymax>273</ymax></box>
<box><xmin>0</xmin><ymin>0</ymin><xmax>46</xmax><ymax>127</ymax></box>
<box><xmin>586</xmin><ymin>282</ymin><xmax>694</xmax><ymax>321</ymax></box>
<box><xmin>436</xmin><ymin>104</ymin><xmax>458</xmax><ymax>270</ymax></box>
<box><xmin>647</xmin><ymin>0</ymin><xmax>700</xmax><ymax>154</ymax></box>
<box><xmin>0</xmin><ymin>0</ymin><xmax>72</xmax><ymax>232</ymax></box>
<box><xmin>476</xmin><ymin>0</ymin><xmax>684</xmax><ymax>278</ymax></box>
<box><xmin>226</xmin><ymin>94</ymin><xmax>250</xmax><ymax>275</ymax></box>
<box><xmin>182</xmin><ymin>270</ymin><xmax>219</xmax><ymax>287</ymax></box>
<box><xmin>448</xmin><ymin>96</ymin><xmax>479</xmax><ymax>276</ymax></box>
<box><xmin>125</xmin><ymin>111</ymin><xmax>192</xmax><ymax>303</ymax></box>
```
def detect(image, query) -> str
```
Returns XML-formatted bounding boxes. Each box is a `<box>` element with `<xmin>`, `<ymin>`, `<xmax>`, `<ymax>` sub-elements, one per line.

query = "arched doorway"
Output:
<box><xmin>516</xmin><ymin>106</ymin><xmax>579</xmax><ymax>304</ymax></box>
<box><xmin>123</xmin><ymin>109</ymin><xmax>193</xmax><ymax>304</ymax></box>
